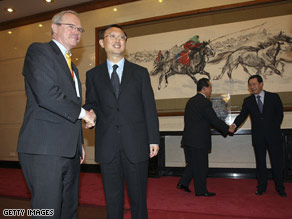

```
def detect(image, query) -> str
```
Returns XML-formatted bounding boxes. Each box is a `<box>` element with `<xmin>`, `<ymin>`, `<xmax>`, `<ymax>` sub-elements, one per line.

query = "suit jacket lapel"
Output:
<box><xmin>49</xmin><ymin>41</ymin><xmax>79</xmax><ymax>101</ymax></box>
<box><xmin>119</xmin><ymin>60</ymin><xmax>133</xmax><ymax>97</ymax></box>
<box><xmin>261</xmin><ymin>91</ymin><xmax>268</xmax><ymax>114</ymax></box>
<box><xmin>251</xmin><ymin>94</ymin><xmax>262</xmax><ymax>115</ymax></box>
<box><xmin>100</xmin><ymin>62</ymin><xmax>116</xmax><ymax>98</ymax></box>
<box><xmin>72</xmin><ymin>63</ymin><xmax>82</xmax><ymax>103</ymax></box>
<box><xmin>49</xmin><ymin>41</ymin><xmax>76</xmax><ymax>88</ymax></box>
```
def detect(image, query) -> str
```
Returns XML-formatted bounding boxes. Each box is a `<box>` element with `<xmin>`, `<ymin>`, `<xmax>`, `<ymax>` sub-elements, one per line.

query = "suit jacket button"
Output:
<box><xmin>117</xmin><ymin>108</ymin><xmax>119</xmax><ymax>112</ymax></box>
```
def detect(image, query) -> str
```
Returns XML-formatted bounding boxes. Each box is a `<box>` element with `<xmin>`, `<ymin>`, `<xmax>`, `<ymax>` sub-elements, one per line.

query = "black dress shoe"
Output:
<box><xmin>255</xmin><ymin>190</ymin><xmax>265</xmax><ymax>195</ymax></box>
<box><xmin>277</xmin><ymin>191</ymin><xmax>287</xmax><ymax>197</ymax></box>
<box><xmin>195</xmin><ymin>192</ymin><xmax>216</xmax><ymax>197</ymax></box>
<box><xmin>177</xmin><ymin>183</ymin><xmax>191</xmax><ymax>193</ymax></box>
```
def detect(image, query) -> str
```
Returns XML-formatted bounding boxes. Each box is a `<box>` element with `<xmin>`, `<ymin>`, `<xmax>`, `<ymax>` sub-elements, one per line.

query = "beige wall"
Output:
<box><xmin>0</xmin><ymin>0</ymin><xmax>291</xmax><ymax>166</ymax></box>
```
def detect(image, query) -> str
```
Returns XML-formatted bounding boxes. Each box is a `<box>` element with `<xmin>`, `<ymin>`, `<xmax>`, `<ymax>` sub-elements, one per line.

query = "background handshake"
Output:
<box><xmin>228</xmin><ymin>124</ymin><xmax>236</xmax><ymax>134</ymax></box>
<box><xmin>83</xmin><ymin>109</ymin><xmax>96</xmax><ymax>129</ymax></box>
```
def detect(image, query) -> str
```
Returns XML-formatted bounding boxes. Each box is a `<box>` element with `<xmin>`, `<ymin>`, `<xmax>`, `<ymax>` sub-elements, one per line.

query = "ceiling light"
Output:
<box><xmin>44</xmin><ymin>0</ymin><xmax>54</xmax><ymax>3</ymax></box>
<box><xmin>158</xmin><ymin>0</ymin><xmax>163</xmax><ymax>2</ymax></box>
<box><xmin>8</xmin><ymin>31</ymin><xmax>12</xmax><ymax>34</ymax></box>
<box><xmin>6</xmin><ymin>8</ymin><xmax>15</xmax><ymax>13</ymax></box>
<box><xmin>113</xmin><ymin>8</ymin><xmax>118</xmax><ymax>12</ymax></box>
<box><xmin>39</xmin><ymin>24</ymin><xmax>43</xmax><ymax>27</ymax></box>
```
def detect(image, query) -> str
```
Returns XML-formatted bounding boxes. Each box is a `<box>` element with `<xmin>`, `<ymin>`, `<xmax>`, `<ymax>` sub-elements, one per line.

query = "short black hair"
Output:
<box><xmin>197</xmin><ymin>78</ymin><xmax>210</xmax><ymax>92</ymax></box>
<box><xmin>99</xmin><ymin>24</ymin><xmax>127</xmax><ymax>40</ymax></box>
<box><xmin>248</xmin><ymin>75</ymin><xmax>263</xmax><ymax>84</ymax></box>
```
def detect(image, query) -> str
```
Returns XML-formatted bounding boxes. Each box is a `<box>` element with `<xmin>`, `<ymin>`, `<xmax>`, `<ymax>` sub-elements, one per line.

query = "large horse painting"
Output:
<box><xmin>125</xmin><ymin>15</ymin><xmax>292</xmax><ymax>99</ymax></box>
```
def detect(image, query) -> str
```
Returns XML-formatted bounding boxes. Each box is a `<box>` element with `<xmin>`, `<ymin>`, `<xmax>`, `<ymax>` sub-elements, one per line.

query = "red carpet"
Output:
<box><xmin>1</xmin><ymin>168</ymin><xmax>292</xmax><ymax>218</ymax></box>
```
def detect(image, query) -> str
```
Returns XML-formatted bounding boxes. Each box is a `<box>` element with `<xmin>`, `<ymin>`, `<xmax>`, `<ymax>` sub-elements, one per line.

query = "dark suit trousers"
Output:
<box><xmin>19</xmin><ymin>153</ymin><xmax>80</xmax><ymax>219</ymax></box>
<box><xmin>100</xmin><ymin>150</ymin><xmax>149</xmax><ymax>219</ymax></box>
<box><xmin>178</xmin><ymin>147</ymin><xmax>192</xmax><ymax>188</ymax></box>
<box><xmin>254</xmin><ymin>138</ymin><xmax>285</xmax><ymax>192</ymax></box>
<box><xmin>179</xmin><ymin>145</ymin><xmax>209</xmax><ymax>194</ymax></box>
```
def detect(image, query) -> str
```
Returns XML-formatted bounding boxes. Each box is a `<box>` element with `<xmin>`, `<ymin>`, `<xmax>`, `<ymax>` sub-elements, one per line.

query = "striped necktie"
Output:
<box><xmin>257</xmin><ymin>95</ymin><xmax>263</xmax><ymax>113</ymax></box>
<box><xmin>65</xmin><ymin>52</ymin><xmax>74</xmax><ymax>80</ymax></box>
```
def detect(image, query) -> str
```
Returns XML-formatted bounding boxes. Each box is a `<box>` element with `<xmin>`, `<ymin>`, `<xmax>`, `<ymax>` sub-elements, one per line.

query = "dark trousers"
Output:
<box><xmin>19</xmin><ymin>153</ymin><xmax>80</xmax><ymax>219</ymax></box>
<box><xmin>179</xmin><ymin>145</ymin><xmax>209</xmax><ymax>194</ymax></box>
<box><xmin>100</xmin><ymin>151</ymin><xmax>149</xmax><ymax>219</ymax></box>
<box><xmin>254</xmin><ymin>138</ymin><xmax>285</xmax><ymax>192</ymax></box>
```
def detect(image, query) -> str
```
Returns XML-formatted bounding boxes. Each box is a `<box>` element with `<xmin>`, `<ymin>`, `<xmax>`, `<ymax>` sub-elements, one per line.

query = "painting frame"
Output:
<box><xmin>95</xmin><ymin>0</ymin><xmax>292</xmax><ymax>114</ymax></box>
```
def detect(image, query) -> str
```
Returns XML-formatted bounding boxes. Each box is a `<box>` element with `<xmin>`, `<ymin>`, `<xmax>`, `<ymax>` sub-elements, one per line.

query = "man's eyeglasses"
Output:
<box><xmin>56</xmin><ymin>23</ymin><xmax>85</xmax><ymax>33</ymax></box>
<box><xmin>104</xmin><ymin>34</ymin><xmax>127</xmax><ymax>41</ymax></box>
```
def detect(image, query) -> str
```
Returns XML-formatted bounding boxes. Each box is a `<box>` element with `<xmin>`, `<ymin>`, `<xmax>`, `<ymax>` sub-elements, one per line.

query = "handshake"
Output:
<box><xmin>83</xmin><ymin>109</ymin><xmax>96</xmax><ymax>129</ymax></box>
<box><xmin>228</xmin><ymin>124</ymin><xmax>236</xmax><ymax>134</ymax></box>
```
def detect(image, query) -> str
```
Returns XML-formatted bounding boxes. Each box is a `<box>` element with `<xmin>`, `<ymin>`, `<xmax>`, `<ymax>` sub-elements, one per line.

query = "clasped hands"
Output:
<box><xmin>228</xmin><ymin>124</ymin><xmax>236</xmax><ymax>134</ymax></box>
<box><xmin>83</xmin><ymin>109</ymin><xmax>96</xmax><ymax>129</ymax></box>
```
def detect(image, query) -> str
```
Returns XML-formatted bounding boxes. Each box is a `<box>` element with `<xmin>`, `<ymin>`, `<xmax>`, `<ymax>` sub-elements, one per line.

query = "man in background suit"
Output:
<box><xmin>18</xmin><ymin>10</ymin><xmax>96</xmax><ymax>218</ymax></box>
<box><xmin>230</xmin><ymin>75</ymin><xmax>286</xmax><ymax>197</ymax></box>
<box><xmin>84</xmin><ymin>24</ymin><xmax>160</xmax><ymax>219</ymax></box>
<box><xmin>177</xmin><ymin>78</ymin><xmax>231</xmax><ymax>196</ymax></box>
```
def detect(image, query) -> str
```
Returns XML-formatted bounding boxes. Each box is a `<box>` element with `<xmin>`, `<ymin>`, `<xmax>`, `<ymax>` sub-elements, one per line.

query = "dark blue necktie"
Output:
<box><xmin>111</xmin><ymin>64</ymin><xmax>120</xmax><ymax>99</ymax></box>
<box><xmin>257</xmin><ymin>95</ymin><xmax>263</xmax><ymax>113</ymax></box>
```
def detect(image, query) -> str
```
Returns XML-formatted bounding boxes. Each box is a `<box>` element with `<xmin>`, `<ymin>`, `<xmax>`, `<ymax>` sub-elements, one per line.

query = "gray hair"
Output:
<box><xmin>51</xmin><ymin>10</ymin><xmax>80</xmax><ymax>35</ymax></box>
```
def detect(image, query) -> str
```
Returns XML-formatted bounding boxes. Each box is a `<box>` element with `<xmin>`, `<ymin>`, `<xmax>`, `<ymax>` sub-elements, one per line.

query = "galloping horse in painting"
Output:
<box><xmin>275</xmin><ymin>50</ymin><xmax>292</xmax><ymax>73</ymax></box>
<box><xmin>212</xmin><ymin>33</ymin><xmax>292</xmax><ymax>80</ymax></box>
<box><xmin>151</xmin><ymin>41</ymin><xmax>215</xmax><ymax>90</ymax></box>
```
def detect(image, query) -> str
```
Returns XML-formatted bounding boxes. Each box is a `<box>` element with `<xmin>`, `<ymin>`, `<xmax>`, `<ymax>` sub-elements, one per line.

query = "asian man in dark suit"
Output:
<box><xmin>177</xmin><ymin>78</ymin><xmax>231</xmax><ymax>197</ymax></box>
<box><xmin>84</xmin><ymin>24</ymin><xmax>160</xmax><ymax>219</ymax></box>
<box><xmin>230</xmin><ymin>75</ymin><xmax>286</xmax><ymax>197</ymax></box>
<box><xmin>17</xmin><ymin>10</ymin><xmax>96</xmax><ymax>218</ymax></box>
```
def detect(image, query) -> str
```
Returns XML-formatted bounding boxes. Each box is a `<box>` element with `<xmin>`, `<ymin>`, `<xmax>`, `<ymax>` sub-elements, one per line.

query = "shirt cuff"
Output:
<box><xmin>79</xmin><ymin>108</ymin><xmax>86</xmax><ymax>119</ymax></box>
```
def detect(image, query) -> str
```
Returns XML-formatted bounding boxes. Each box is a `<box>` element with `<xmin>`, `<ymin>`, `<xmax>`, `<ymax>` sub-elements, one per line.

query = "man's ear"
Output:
<box><xmin>51</xmin><ymin>23</ymin><xmax>57</xmax><ymax>35</ymax></box>
<box><xmin>99</xmin><ymin>39</ymin><xmax>104</xmax><ymax>48</ymax></box>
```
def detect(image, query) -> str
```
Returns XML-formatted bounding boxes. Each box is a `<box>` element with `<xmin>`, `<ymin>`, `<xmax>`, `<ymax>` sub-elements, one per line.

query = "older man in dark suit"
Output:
<box><xmin>230</xmin><ymin>75</ymin><xmax>286</xmax><ymax>197</ymax></box>
<box><xmin>177</xmin><ymin>78</ymin><xmax>231</xmax><ymax>197</ymax></box>
<box><xmin>18</xmin><ymin>10</ymin><xmax>96</xmax><ymax>218</ymax></box>
<box><xmin>84</xmin><ymin>24</ymin><xmax>160</xmax><ymax>219</ymax></box>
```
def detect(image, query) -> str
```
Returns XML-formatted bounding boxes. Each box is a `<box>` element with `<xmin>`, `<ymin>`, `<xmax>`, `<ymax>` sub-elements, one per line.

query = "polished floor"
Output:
<box><xmin>0</xmin><ymin>197</ymin><xmax>108</xmax><ymax>219</ymax></box>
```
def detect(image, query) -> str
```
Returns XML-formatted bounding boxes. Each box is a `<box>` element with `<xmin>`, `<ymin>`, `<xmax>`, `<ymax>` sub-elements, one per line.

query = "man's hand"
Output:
<box><xmin>229</xmin><ymin>124</ymin><xmax>236</xmax><ymax>134</ymax></box>
<box><xmin>83</xmin><ymin>109</ymin><xmax>96</xmax><ymax>128</ymax></box>
<box><xmin>150</xmin><ymin>144</ymin><xmax>159</xmax><ymax>158</ymax></box>
<box><xmin>80</xmin><ymin>144</ymin><xmax>85</xmax><ymax>164</ymax></box>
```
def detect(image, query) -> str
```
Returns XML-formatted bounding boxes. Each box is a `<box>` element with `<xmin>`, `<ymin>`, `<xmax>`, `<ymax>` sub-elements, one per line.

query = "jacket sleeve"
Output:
<box><xmin>141</xmin><ymin>68</ymin><xmax>160</xmax><ymax>144</ymax></box>
<box><xmin>84</xmin><ymin>69</ymin><xmax>99</xmax><ymax>121</ymax></box>
<box><xmin>274</xmin><ymin>93</ymin><xmax>284</xmax><ymax>126</ymax></box>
